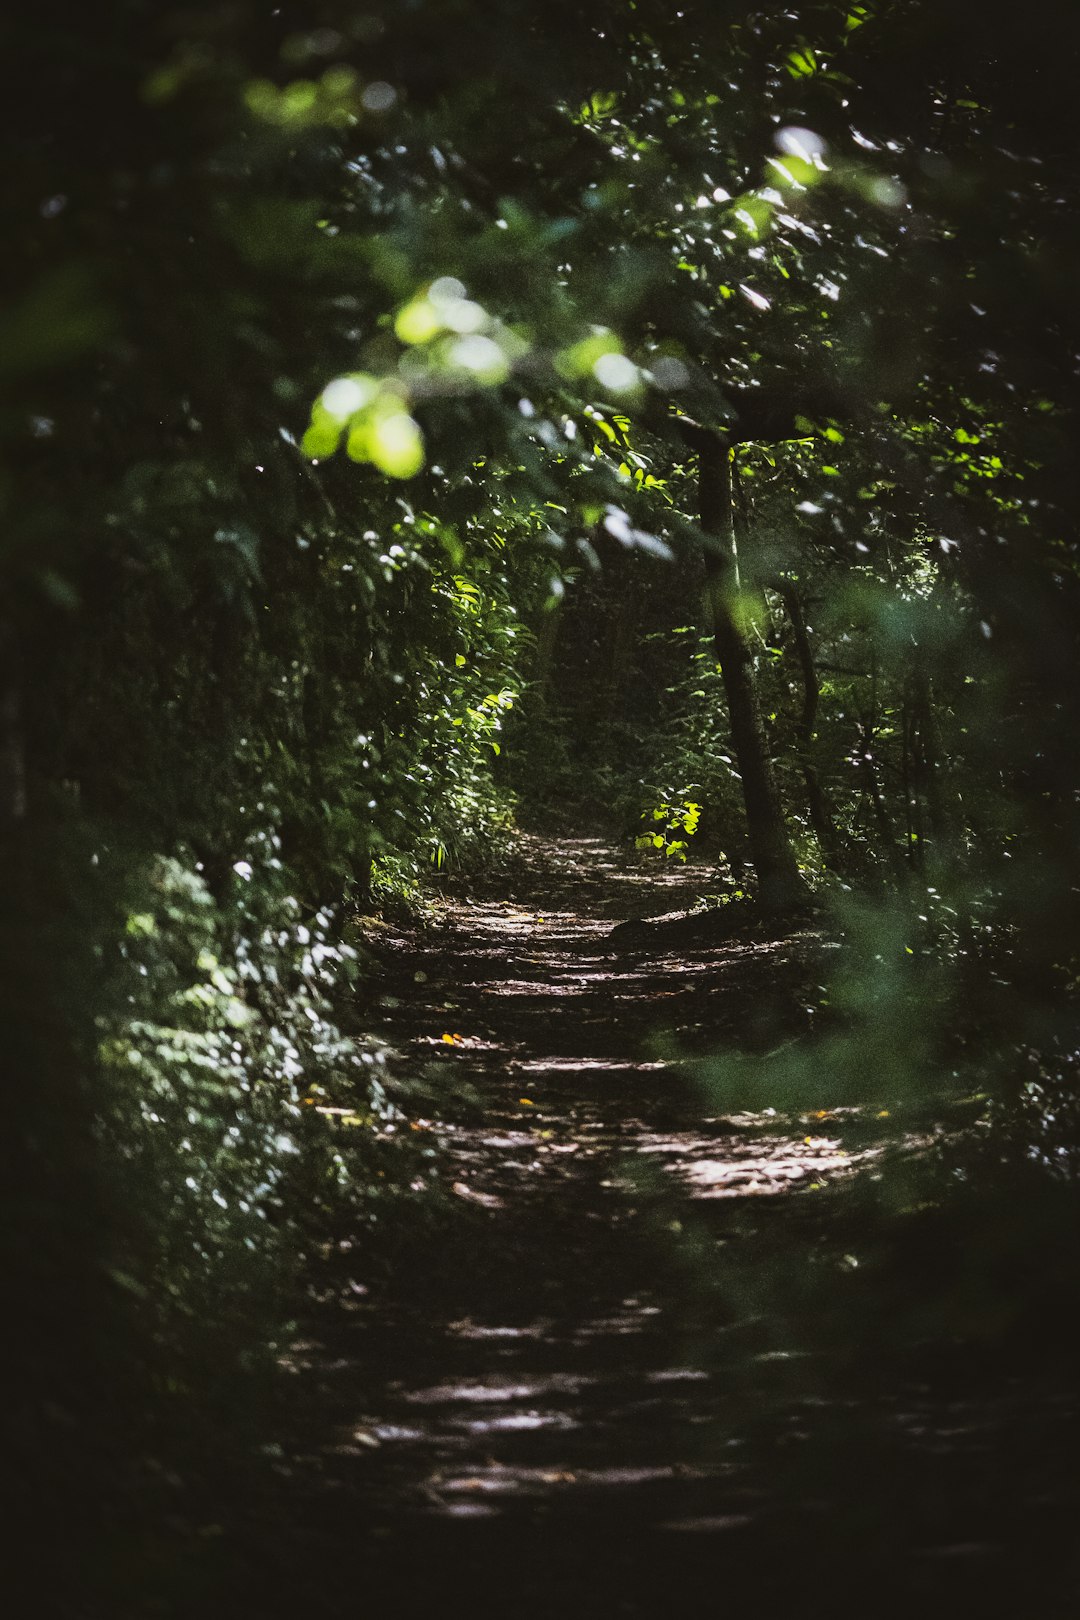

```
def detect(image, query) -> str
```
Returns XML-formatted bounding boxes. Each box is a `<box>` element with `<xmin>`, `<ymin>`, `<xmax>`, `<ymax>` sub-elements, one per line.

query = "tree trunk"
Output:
<box><xmin>909</xmin><ymin>669</ymin><xmax>951</xmax><ymax>864</ymax></box>
<box><xmin>772</xmin><ymin>576</ymin><xmax>845</xmax><ymax>870</ymax></box>
<box><xmin>685</xmin><ymin>426</ymin><xmax>807</xmax><ymax>909</ymax></box>
<box><xmin>861</xmin><ymin>652</ymin><xmax>907</xmax><ymax>882</ymax></box>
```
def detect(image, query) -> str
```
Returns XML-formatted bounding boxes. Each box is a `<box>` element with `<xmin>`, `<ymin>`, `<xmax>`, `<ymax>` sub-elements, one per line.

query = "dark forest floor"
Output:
<box><xmin>201</xmin><ymin>836</ymin><xmax>1078</xmax><ymax>1617</ymax></box>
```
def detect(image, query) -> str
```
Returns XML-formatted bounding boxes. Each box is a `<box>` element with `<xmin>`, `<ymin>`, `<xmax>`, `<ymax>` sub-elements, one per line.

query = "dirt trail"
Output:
<box><xmin>265</xmin><ymin>837</ymin><xmax>1076</xmax><ymax>1619</ymax></box>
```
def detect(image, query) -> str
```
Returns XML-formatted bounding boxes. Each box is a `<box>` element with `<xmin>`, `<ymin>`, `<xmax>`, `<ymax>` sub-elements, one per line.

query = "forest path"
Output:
<box><xmin>269</xmin><ymin>836</ymin><xmax>1075</xmax><ymax>1618</ymax></box>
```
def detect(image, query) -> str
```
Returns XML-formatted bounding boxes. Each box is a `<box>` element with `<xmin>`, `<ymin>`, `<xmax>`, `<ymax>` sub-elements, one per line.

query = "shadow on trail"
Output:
<box><xmin>236</xmin><ymin>837</ymin><xmax>1077</xmax><ymax>1618</ymax></box>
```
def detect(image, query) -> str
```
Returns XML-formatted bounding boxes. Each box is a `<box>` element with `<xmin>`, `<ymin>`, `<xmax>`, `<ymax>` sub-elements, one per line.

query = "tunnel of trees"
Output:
<box><xmin>4</xmin><ymin>1</ymin><xmax>1079</xmax><ymax>1613</ymax></box>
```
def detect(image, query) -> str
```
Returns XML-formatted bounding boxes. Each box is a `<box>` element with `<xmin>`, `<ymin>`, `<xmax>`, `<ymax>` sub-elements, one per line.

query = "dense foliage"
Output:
<box><xmin>4</xmin><ymin>0</ymin><xmax>1078</xmax><ymax>1593</ymax></box>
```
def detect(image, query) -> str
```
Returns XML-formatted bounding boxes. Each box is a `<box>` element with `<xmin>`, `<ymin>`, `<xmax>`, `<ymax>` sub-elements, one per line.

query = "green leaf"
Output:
<box><xmin>369</xmin><ymin>413</ymin><xmax>425</xmax><ymax>479</ymax></box>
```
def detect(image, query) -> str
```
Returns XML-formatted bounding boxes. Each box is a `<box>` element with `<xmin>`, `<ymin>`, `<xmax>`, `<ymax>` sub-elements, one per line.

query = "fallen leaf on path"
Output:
<box><xmin>450</xmin><ymin>1181</ymin><xmax>503</xmax><ymax>1209</ymax></box>
<box><xmin>314</xmin><ymin>1107</ymin><xmax>367</xmax><ymax>1126</ymax></box>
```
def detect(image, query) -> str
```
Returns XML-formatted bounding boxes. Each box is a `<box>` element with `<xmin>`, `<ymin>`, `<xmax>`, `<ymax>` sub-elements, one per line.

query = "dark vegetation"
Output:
<box><xmin>4</xmin><ymin>1</ymin><xmax>1079</xmax><ymax>1612</ymax></box>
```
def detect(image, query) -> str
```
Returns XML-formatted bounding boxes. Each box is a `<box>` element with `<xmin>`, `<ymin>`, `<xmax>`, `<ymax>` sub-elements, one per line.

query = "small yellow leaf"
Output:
<box><xmin>877</xmin><ymin>1109</ymin><xmax>890</xmax><ymax>1118</ymax></box>
<box><xmin>519</xmin><ymin>1097</ymin><xmax>535</xmax><ymax>1107</ymax></box>
<box><xmin>441</xmin><ymin>1032</ymin><xmax>460</xmax><ymax>1045</ymax></box>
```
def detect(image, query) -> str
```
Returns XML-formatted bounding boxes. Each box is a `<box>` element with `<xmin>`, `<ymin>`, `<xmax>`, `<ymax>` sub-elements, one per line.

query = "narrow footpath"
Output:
<box><xmin>250</xmin><ymin>837</ymin><xmax>1077</xmax><ymax>1619</ymax></box>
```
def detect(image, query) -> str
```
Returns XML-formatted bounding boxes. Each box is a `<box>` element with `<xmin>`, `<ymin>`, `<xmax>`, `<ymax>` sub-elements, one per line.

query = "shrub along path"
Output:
<box><xmin>242</xmin><ymin>837</ymin><xmax>1077</xmax><ymax>1618</ymax></box>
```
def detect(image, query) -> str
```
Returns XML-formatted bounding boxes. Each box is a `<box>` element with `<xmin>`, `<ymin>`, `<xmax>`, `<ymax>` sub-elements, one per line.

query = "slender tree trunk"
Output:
<box><xmin>859</xmin><ymin>716</ymin><xmax>900</xmax><ymax>872</ymax></box>
<box><xmin>686</xmin><ymin>426</ymin><xmax>807</xmax><ymax>908</ymax></box>
<box><xmin>909</xmin><ymin>669</ymin><xmax>950</xmax><ymax>861</ymax></box>
<box><xmin>772</xmin><ymin>576</ymin><xmax>844</xmax><ymax>869</ymax></box>
<box><xmin>861</xmin><ymin>652</ymin><xmax>907</xmax><ymax>881</ymax></box>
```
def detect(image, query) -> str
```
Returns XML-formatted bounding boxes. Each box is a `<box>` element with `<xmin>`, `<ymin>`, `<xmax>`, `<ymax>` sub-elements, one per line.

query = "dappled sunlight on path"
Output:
<box><xmin>273</xmin><ymin>837</ymin><xmax>1079</xmax><ymax>1618</ymax></box>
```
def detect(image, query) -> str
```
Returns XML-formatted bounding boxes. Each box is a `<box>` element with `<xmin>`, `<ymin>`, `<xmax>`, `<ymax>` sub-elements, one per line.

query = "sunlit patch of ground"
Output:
<box><xmin>289</xmin><ymin>834</ymin><xmax>1078</xmax><ymax>1603</ymax></box>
